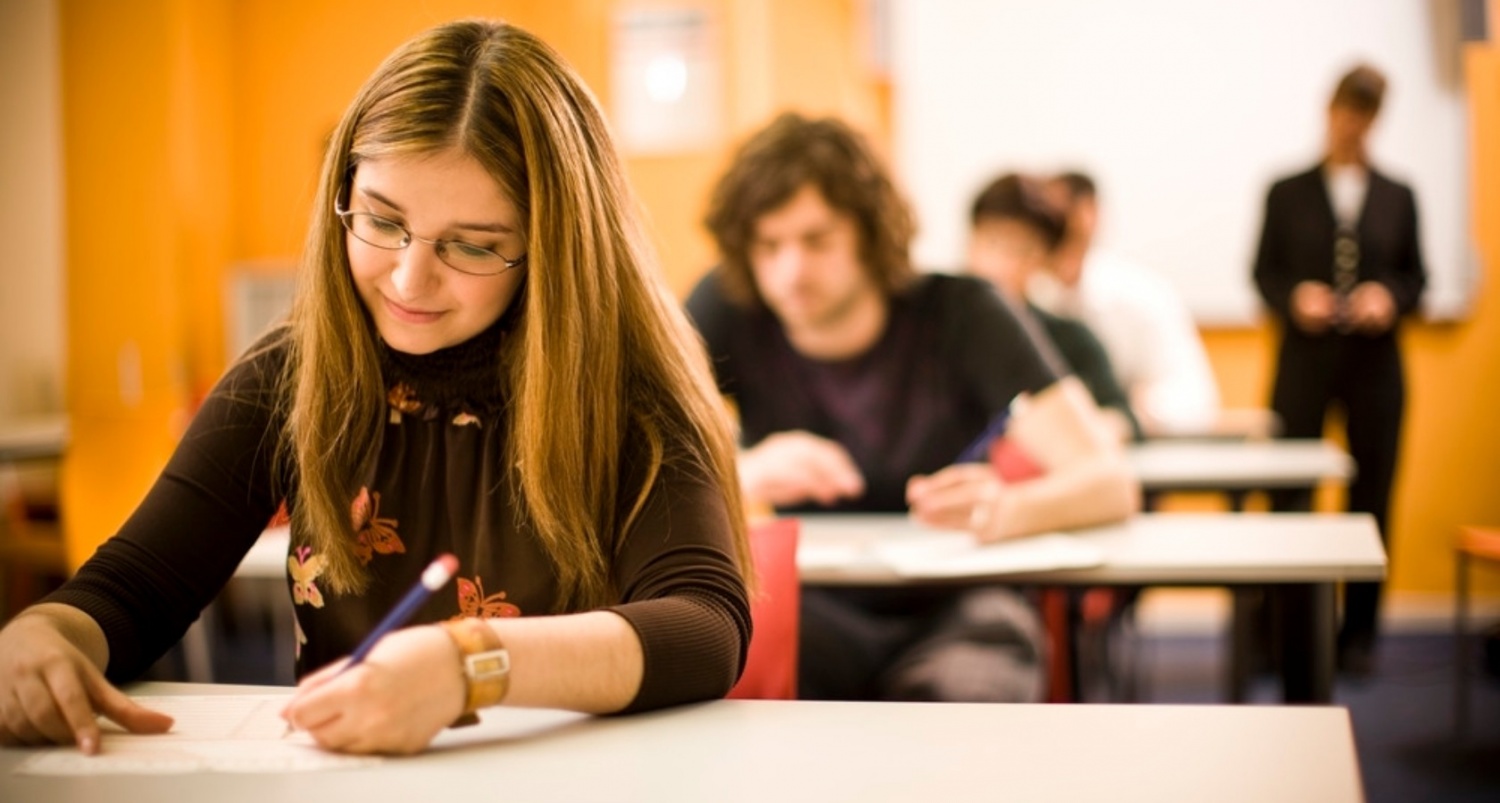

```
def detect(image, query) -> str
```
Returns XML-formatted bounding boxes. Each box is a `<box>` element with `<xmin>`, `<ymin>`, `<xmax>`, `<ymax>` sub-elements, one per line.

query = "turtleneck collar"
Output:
<box><xmin>377</xmin><ymin>308</ymin><xmax>513</xmax><ymax>416</ymax></box>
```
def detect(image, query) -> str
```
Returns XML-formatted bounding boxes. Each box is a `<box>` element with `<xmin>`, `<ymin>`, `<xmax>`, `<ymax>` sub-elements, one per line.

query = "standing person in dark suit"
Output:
<box><xmin>1253</xmin><ymin>63</ymin><xmax>1427</xmax><ymax>676</ymax></box>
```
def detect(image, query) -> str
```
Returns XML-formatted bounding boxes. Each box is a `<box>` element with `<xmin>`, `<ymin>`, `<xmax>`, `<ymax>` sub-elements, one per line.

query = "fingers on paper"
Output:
<box><xmin>88</xmin><ymin>670</ymin><xmax>173</xmax><ymax>737</ymax></box>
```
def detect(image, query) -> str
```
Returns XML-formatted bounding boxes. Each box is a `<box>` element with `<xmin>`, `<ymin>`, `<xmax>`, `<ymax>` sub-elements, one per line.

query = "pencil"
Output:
<box><xmin>342</xmin><ymin>553</ymin><xmax>460</xmax><ymax>671</ymax></box>
<box><xmin>956</xmin><ymin>410</ymin><xmax>1011</xmax><ymax>464</ymax></box>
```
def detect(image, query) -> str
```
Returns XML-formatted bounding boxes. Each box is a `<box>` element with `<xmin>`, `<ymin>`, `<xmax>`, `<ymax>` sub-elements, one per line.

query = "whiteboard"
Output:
<box><xmin>891</xmin><ymin>0</ymin><xmax>1477</xmax><ymax>325</ymax></box>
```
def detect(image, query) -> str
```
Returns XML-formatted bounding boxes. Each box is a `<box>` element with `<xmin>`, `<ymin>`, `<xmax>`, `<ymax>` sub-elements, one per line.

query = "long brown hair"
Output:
<box><xmin>283</xmin><ymin>19</ymin><xmax>749</xmax><ymax>604</ymax></box>
<box><xmin>704</xmin><ymin>112</ymin><xmax>916</xmax><ymax>306</ymax></box>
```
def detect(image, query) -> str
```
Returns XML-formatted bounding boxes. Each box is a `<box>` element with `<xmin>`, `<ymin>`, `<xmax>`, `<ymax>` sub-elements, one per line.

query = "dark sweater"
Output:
<box><xmin>686</xmin><ymin>271</ymin><xmax>1062</xmax><ymax>512</ymax></box>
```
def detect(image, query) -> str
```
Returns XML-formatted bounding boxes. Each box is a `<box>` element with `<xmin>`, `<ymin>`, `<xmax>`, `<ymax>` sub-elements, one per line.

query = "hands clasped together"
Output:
<box><xmin>1291</xmin><ymin>280</ymin><xmax>1395</xmax><ymax>336</ymax></box>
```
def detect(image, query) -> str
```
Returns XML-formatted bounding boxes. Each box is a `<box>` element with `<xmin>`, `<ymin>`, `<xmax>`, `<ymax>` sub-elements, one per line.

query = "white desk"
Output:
<box><xmin>0</xmin><ymin>682</ymin><xmax>1364</xmax><ymax>803</ymax></box>
<box><xmin>797</xmin><ymin>512</ymin><xmax>1384</xmax><ymax>705</ymax></box>
<box><xmin>1122</xmin><ymin>443</ymin><xmax>1357</xmax><ymax>700</ymax></box>
<box><xmin>1127</xmin><ymin>438</ymin><xmax>1354</xmax><ymax>496</ymax></box>
<box><xmin>1143</xmin><ymin>407</ymin><xmax>1282</xmax><ymax>440</ymax></box>
<box><xmin>797</xmin><ymin>512</ymin><xmax>1384</xmax><ymax>587</ymax></box>
<box><xmin>0</xmin><ymin>415</ymin><xmax>68</xmax><ymax>463</ymax></box>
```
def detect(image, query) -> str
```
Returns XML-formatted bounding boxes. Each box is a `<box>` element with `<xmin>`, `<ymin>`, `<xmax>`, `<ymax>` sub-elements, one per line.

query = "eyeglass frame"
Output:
<box><xmin>333</xmin><ymin>198</ymin><xmax>528</xmax><ymax>276</ymax></box>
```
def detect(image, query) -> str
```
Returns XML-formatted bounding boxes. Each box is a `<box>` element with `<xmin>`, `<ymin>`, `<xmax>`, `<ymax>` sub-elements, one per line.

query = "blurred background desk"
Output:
<box><xmin>797</xmin><ymin>513</ymin><xmax>1385</xmax><ymax>704</ymax></box>
<box><xmin>0</xmin><ymin>414</ymin><xmax>68</xmax><ymax>463</ymax></box>
<box><xmin>0</xmin><ymin>681</ymin><xmax>1365</xmax><ymax>803</ymax></box>
<box><xmin>1127</xmin><ymin>439</ymin><xmax>1354</xmax><ymax>510</ymax></box>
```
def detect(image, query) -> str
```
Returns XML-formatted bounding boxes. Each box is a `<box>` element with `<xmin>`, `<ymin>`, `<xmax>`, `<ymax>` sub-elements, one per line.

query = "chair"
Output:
<box><xmin>0</xmin><ymin>462</ymin><xmax>68</xmax><ymax>621</ymax></box>
<box><xmin>986</xmin><ymin>436</ymin><xmax>1133</xmax><ymax>702</ymax></box>
<box><xmin>1454</xmin><ymin>524</ymin><xmax>1500</xmax><ymax>738</ymax></box>
<box><xmin>727</xmin><ymin>517</ymin><xmax>800</xmax><ymax>700</ymax></box>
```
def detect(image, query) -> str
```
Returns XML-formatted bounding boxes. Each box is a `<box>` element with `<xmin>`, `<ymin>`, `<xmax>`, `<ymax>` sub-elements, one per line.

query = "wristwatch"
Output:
<box><xmin>441</xmin><ymin>617</ymin><xmax>510</xmax><ymax>725</ymax></box>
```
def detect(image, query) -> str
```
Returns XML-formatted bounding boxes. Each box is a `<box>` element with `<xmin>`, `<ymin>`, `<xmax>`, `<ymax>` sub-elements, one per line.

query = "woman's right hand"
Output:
<box><xmin>0</xmin><ymin>606</ymin><xmax>173</xmax><ymax>753</ymax></box>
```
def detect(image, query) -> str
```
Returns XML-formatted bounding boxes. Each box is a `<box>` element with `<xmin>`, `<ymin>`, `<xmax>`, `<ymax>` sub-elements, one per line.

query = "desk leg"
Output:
<box><xmin>1278</xmin><ymin>583</ymin><xmax>1335</xmax><ymax>703</ymax></box>
<box><xmin>1226</xmin><ymin>588</ymin><xmax>1255</xmax><ymax>703</ymax></box>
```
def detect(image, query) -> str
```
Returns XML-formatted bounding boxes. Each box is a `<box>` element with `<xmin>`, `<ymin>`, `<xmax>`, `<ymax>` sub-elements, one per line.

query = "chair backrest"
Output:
<box><xmin>726</xmin><ymin>517</ymin><xmax>800</xmax><ymax>700</ymax></box>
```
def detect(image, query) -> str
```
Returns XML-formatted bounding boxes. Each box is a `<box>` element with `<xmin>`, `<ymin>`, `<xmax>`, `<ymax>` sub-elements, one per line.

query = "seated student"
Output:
<box><xmin>1029</xmin><ymin>172</ymin><xmax>1220</xmax><ymax>437</ymax></box>
<box><xmin>686</xmin><ymin>113</ymin><xmax>1139</xmax><ymax>702</ymax></box>
<box><xmin>968</xmin><ymin>173</ymin><xmax>1142</xmax><ymax>443</ymax></box>
<box><xmin>0</xmin><ymin>20</ymin><xmax>750</xmax><ymax>756</ymax></box>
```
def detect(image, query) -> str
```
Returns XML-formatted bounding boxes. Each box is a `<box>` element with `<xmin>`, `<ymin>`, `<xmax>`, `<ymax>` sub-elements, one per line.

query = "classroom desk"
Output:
<box><xmin>1124</xmin><ymin>440</ymin><xmax>1357</xmax><ymax>699</ymax></box>
<box><xmin>1127</xmin><ymin>438</ymin><xmax>1354</xmax><ymax>508</ymax></box>
<box><xmin>1142</xmin><ymin>407</ymin><xmax>1282</xmax><ymax>441</ymax></box>
<box><xmin>0</xmin><ymin>414</ymin><xmax>68</xmax><ymax>463</ymax></box>
<box><xmin>798</xmin><ymin>512</ymin><xmax>1385</xmax><ymax>704</ymax></box>
<box><xmin>0</xmin><ymin>682</ymin><xmax>1365</xmax><ymax>803</ymax></box>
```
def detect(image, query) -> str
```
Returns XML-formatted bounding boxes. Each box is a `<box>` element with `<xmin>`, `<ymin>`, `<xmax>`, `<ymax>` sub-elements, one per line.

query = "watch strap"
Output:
<box><xmin>441</xmin><ymin>617</ymin><xmax>510</xmax><ymax>725</ymax></box>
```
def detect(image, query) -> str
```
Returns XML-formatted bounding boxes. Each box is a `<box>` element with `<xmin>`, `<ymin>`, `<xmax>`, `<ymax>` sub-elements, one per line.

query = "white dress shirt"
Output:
<box><xmin>1324</xmin><ymin>164</ymin><xmax>1369</xmax><ymax>228</ymax></box>
<box><xmin>1029</xmin><ymin>250</ymin><xmax>1220</xmax><ymax>436</ymax></box>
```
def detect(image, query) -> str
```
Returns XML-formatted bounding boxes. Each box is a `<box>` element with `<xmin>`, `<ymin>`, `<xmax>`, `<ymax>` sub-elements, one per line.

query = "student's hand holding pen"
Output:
<box><xmin>280</xmin><ymin>624</ymin><xmax>466</xmax><ymax>755</ymax></box>
<box><xmin>738</xmin><ymin>431</ymin><xmax>865</xmax><ymax>508</ymax></box>
<box><xmin>906</xmin><ymin>464</ymin><xmax>1014</xmax><ymax>541</ymax></box>
<box><xmin>0</xmin><ymin>604</ymin><xmax>174</xmax><ymax>754</ymax></box>
<box><xmin>282</xmin><ymin>554</ymin><xmax>465</xmax><ymax>755</ymax></box>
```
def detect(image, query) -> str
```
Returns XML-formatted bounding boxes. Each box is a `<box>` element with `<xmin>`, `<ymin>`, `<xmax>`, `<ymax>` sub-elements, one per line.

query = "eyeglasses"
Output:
<box><xmin>334</xmin><ymin>202</ymin><xmax>527</xmax><ymax>276</ymax></box>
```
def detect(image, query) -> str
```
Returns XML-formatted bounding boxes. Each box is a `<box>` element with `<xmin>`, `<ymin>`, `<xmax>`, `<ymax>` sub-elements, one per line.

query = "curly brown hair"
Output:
<box><xmin>703</xmin><ymin>112</ymin><xmax>916</xmax><ymax>306</ymax></box>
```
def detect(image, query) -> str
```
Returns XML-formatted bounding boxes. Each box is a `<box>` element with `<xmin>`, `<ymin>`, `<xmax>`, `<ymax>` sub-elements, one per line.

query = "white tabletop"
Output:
<box><xmin>0</xmin><ymin>414</ymin><xmax>68</xmax><ymax>462</ymax></box>
<box><xmin>0</xmin><ymin>682</ymin><xmax>1364</xmax><ymax>803</ymax></box>
<box><xmin>1127</xmin><ymin>439</ymin><xmax>1354</xmax><ymax>491</ymax></box>
<box><xmin>796</xmin><ymin>512</ymin><xmax>1386</xmax><ymax>586</ymax></box>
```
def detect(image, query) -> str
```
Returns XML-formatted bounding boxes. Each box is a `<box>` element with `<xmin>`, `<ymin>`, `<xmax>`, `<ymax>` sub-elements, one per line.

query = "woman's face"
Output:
<box><xmin>345</xmin><ymin>148</ymin><xmax>528</xmax><ymax>354</ymax></box>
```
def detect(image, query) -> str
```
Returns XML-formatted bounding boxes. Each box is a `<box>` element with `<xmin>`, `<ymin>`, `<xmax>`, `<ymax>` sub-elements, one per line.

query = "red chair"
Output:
<box><xmin>988</xmin><ymin>435</ymin><xmax>1128</xmax><ymax>702</ymax></box>
<box><xmin>727</xmin><ymin>517</ymin><xmax>801</xmax><ymax>700</ymax></box>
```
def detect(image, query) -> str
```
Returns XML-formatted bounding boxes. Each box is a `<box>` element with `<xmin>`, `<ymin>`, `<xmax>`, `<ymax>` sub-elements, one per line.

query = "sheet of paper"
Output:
<box><xmin>872</xmin><ymin>533</ymin><xmax>1104</xmax><ymax>578</ymax></box>
<box><xmin>13</xmin><ymin>694</ymin><xmax>379</xmax><ymax>775</ymax></box>
<box><xmin>13</xmin><ymin>694</ymin><xmax>596</xmax><ymax>775</ymax></box>
<box><xmin>794</xmin><ymin>540</ymin><xmax>871</xmax><ymax>571</ymax></box>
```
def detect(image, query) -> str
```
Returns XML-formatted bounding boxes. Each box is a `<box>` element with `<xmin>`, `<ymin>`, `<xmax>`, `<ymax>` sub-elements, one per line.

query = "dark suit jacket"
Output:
<box><xmin>1253</xmin><ymin>163</ymin><xmax>1427</xmax><ymax>345</ymax></box>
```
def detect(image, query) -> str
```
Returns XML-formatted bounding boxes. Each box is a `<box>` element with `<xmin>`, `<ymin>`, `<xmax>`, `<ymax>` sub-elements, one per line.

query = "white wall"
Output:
<box><xmin>0</xmin><ymin>0</ymin><xmax>64</xmax><ymax>416</ymax></box>
<box><xmin>892</xmin><ymin>0</ymin><xmax>1477</xmax><ymax>325</ymax></box>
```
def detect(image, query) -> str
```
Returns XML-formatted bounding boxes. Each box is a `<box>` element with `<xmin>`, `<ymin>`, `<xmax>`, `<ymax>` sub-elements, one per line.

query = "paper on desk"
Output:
<box><xmin>872</xmin><ymin>532</ymin><xmax>1104</xmax><ymax>578</ymax></box>
<box><xmin>13</xmin><ymin>694</ymin><xmax>380</xmax><ymax>775</ymax></box>
<box><xmin>795</xmin><ymin>540</ymin><xmax>872</xmax><ymax>571</ymax></box>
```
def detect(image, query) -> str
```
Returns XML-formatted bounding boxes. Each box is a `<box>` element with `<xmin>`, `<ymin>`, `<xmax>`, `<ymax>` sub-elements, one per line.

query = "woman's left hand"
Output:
<box><xmin>281</xmin><ymin>625</ymin><xmax>465</xmax><ymax>755</ymax></box>
<box><xmin>906</xmin><ymin>463</ymin><xmax>1005</xmax><ymax>534</ymax></box>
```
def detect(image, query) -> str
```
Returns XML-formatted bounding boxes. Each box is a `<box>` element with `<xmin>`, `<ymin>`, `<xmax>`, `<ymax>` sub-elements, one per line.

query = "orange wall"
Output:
<box><xmin>60</xmin><ymin>0</ymin><xmax>225</xmax><ymax>568</ymax></box>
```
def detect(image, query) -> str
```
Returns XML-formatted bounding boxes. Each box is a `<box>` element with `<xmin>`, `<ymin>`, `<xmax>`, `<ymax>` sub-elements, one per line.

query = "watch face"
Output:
<box><xmin>466</xmin><ymin>650</ymin><xmax>510</xmax><ymax>680</ymax></box>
